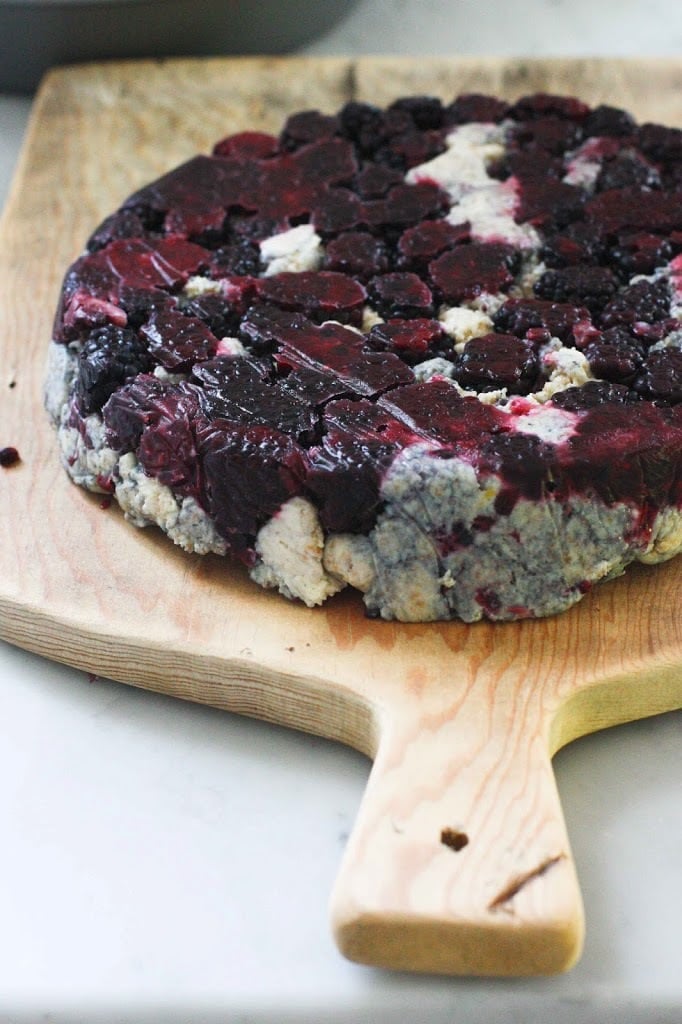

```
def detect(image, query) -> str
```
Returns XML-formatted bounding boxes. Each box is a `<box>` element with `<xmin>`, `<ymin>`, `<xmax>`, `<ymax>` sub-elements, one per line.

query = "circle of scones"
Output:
<box><xmin>45</xmin><ymin>91</ymin><xmax>682</xmax><ymax>622</ymax></box>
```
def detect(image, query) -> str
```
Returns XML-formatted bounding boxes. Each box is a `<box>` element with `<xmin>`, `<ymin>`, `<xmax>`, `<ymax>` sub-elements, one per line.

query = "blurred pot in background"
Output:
<box><xmin>0</xmin><ymin>0</ymin><xmax>359</xmax><ymax>92</ymax></box>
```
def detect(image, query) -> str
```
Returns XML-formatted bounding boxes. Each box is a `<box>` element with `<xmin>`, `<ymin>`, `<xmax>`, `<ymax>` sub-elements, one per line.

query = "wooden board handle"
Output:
<box><xmin>330</xmin><ymin>688</ymin><xmax>584</xmax><ymax>976</ymax></box>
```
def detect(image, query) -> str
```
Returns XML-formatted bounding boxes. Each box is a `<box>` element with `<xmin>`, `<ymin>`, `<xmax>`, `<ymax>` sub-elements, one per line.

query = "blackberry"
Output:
<box><xmin>540</xmin><ymin>222</ymin><xmax>607</xmax><ymax>268</ymax></box>
<box><xmin>599</xmin><ymin>278</ymin><xmax>671</xmax><ymax>329</ymax></box>
<box><xmin>533</xmin><ymin>265</ymin><xmax>618</xmax><ymax>313</ymax></box>
<box><xmin>444</xmin><ymin>93</ymin><xmax>510</xmax><ymax>125</ymax></box>
<box><xmin>306</xmin><ymin>399</ymin><xmax>418</xmax><ymax>533</ymax></box>
<box><xmin>140</xmin><ymin>310</ymin><xmax>219</xmax><ymax>371</ymax></box>
<box><xmin>367</xmin><ymin>272</ymin><xmax>434</xmax><ymax>319</ymax></box>
<box><xmin>397</xmin><ymin>219</ymin><xmax>470</xmax><ymax>270</ymax></box>
<box><xmin>366</xmin><ymin>181</ymin><xmax>450</xmax><ymax>237</ymax></box>
<box><xmin>388</xmin><ymin>95</ymin><xmax>445</xmax><ymax>130</ymax></box>
<box><xmin>198</xmin><ymin>420</ymin><xmax>307</xmax><ymax>548</ymax></box>
<box><xmin>238</xmin><ymin>305</ymin><xmax>308</xmax><ymax>355</ymax></box>
<box><xmin>117</xmin><ymin>287</ymin><xmax>177</xmax><ymax>331</ymax></box>
<box><xmin>429</xmin><ymin>243</ymin><xmax>519</xmax><ymax>303</ymax></box>
<box><xmin>312</xmin><ymin>188</ymin><xmax>365</xmax><ymax>236</ymax></box>
<box><xmin>515</xmin><ymin>179</ymin><xmax>586</xmax><ymax>231</ymax></box>
<box><xmin>493</xmin><ymin>297</ymin><xmax>591</xmax><ymax>343</ymax></box>
<box><xmin>87</xmin><ymin>209</ymin><xmax>152</xmax><ymax>252</ymax></box>
<box><xmin>210</xmin><ymin>238</ymin><xmax>261</xmax><ymax>276</ymax></box>
<box><xmin>583</xmin><ymin>327</ymin><xmax>646</xmax><ymax>384</ymax></box>
<box><xmin>366</xmin><ymin>318</ymin><xmax>449</xmax><ymax>365</ymax></box>
<box><xmin>323</xmin><ymin>231</ymin><xmax>390</xmax><ymax>280</ymax></box>
<box><xmin>489</xmin><ymin>149</ymin><xmax>564</xmax><ymax>183</ymax></box>
<box><xmin>191</xmin><ymin>358</ymin><xmax>318</xmax><ymax>443</ymax></box>
<box><xmin>452</xmin><ymin>333</ymin><xmax>538</xmax><ymax>394</ymax></box>
<box><xmin>76</xmin><ymin>325</ymin><xmax>153</xmax><ymax>415</ymax></box>
<box><xmin>179</xmin><ymin>292</ymin><xmax>240</xmax><ymax>338</ymax></box>
<box><xmin>279</xmin><ymin>110</ymin><xmax>340</xmax><ymax>152</ymax></box>
<box><xmin>585</xmin><ymin>187</ymin><xmax>682</xmax><ymax>234</ymax></box>
<box><xmin>508</xmin><ymin>93</ymin><xmax>591</xmax><ymax>122</ymax></box>
<box><xmin>595</xmin><ymin>151</ymin><xmax>661</xmax><ymax>192</ymax></box>
<box><xmin>338</xmin><ymin>101</ymin><xmax>391</xmax><ymax>156</ymax></box>
<box><xmin>511</xmin><ymin>116</ymin><xmax>582</xmax><ymax>157</ymax></box>
<box><xmin>374</xmin><ymin>129</ymin><xmax>445</xmax><ymax>173</ymax></box>
<box><xmin>212</xmin><ymin>131</ymin><xmax>278</xmax><ymax>160</ymax></box>
<box><xmin>582</xmin><ymin>104</ymin><xmax>636</xmax><ymax>138</ymax></box>
<box><xmin>636</xmin><ymin>122</ymin><xmax>682</xmax><ymax>165</ymax></box>
<box><xmin>609</xmin><ymin>232</ymin><xmax>673</xmax><ymax>280</ymax></box>
<box><xmin>481</xmin><ymin>432</ymin><xmax>558</xmax><ymax>504</ymax></box>
<box><xmin>550</xmin><ymin>379</ymin><xmax>636</xmax><ymax>411</ymax></box>
<box><xmin>256</xmin><ymin>270</ymin><xmax>366</xmax><ymax>325</ymax></box>
<box><xmin>353</xmin><ymin>164</ymin><xmax>403</xmax><ymax>199</ymax></box>
<box><xmin>634</xmin><ymin>348</ymin><xmax>682</xmax><ymax>403</ymax></box>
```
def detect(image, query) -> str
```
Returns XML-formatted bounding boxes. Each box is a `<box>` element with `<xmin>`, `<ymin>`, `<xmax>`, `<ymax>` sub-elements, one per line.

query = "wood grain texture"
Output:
<box><xmin>0</xmin><ymin>57</ymin><xmax>680</xmax><ymax>977</ymax></box>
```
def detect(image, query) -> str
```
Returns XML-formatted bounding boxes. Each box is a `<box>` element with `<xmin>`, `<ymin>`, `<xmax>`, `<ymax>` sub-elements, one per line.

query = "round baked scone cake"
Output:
<box><xmin>45</xmin><ymin>91</ymin><xmax>682</xmax><ymax>622</ymax></box>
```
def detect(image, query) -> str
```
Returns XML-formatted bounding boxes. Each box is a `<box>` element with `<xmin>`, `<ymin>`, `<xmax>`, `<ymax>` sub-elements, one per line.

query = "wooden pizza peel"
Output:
<box><xmin>0</xmin><ymin>56</ymin><xmax>680</xmax><ymax>977</ymax></box>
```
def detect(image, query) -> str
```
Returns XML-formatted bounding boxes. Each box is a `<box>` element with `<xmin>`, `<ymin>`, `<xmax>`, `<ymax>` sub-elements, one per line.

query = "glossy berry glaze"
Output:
<box><xmin>48</xmin><ymin>92</ymin><xmax>682</xmax><ymax>616</ymax></box>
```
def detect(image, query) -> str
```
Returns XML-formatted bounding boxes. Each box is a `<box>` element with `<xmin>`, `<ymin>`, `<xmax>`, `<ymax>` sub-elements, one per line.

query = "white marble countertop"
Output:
<box><xmin>1</xmin><ymin>2</ymin><xmax>681</xmax><ymax>1021</ymax></box>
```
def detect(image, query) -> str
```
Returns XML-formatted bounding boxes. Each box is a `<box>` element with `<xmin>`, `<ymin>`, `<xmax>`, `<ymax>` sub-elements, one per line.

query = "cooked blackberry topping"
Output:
<box><xmin>583</xmin><ymin>104</ymin><xmax>637</xmax><ymax>138</ymax></box>
<box><xmin>388</xmin><ymin>95</ymin><xmax>445</xmax><ymax>130</ymax></box>
<box><xmin>366</xmin><ymin>318</ymin><xmax>449</xmax><ymax>365</ymax></box>
<box><xmin>583</xmin><ymin>327</ymin><xmax>646</xmax><ymax>384</ymax></box>
<box><xmin>595</xmin><ymin>151</ymin><xmax>661</xmax><ymax>192</ymax></box>
<box><xmin>48</xmin><ymin>89</ymin><xmax>682</xmax><ymax>625</ymax></box>
<box><xmin>279</xmin><ymin>110</ymin><xmax>340</xmax><ymax>151</ymax></box>
<box><xmin>634</xmin><ymin>348</ymin><xmax>682</xmax><ymax>403</ymax></box>
<box><xmin>76</xmin><ymin>325</ymin><xmax>153</xmax><ymax>415</ymax></box>
<box><xmin>443</xmin><ymin>93</ymin><xmax>510</xmax><ymax>125</ymax></box>
<box><xmin>599</xmin><ymin>278</ymin><xmax>671</xmax><ymax>329</ymax></box>
<box><xmin>493</xmin><ymin>297</ymin><xmax>591</xmax><ymax>343</ymax></box>
<box><xmin>453</xmin><ymin>333</ymin><xmax>538</xmax><ymax>394</ymax></box>
<box><xmin>323</xmin><ymin>231</ymin><xmax>390</xmax><ymax>280</ymax></box>
<box><xmin>367</xmin><ymin>272</ymin><xmax>434</xmax><ymax>319</ymax></box>
<box><xmin>429</xmin><ymin>243</ymin><xmax>518</xmax><ymax>303</ymax></box>
<box><xmin>533</xmin><ymin>265</ymin><xmax>618</xmax><ymax>313</ymax></box>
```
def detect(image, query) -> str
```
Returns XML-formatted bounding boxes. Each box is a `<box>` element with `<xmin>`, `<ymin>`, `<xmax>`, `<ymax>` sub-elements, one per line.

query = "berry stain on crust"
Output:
<box><xmin>45</xmin><ymin>89</ymin><xmax>682</xmax><ymax>622</ymax></box>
